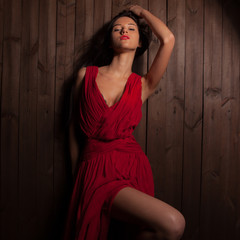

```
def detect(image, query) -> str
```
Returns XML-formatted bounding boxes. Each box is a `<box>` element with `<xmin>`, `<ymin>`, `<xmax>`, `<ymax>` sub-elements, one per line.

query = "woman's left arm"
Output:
<box><xmin>130</xmin><ymin>5</ymin><xmax>175</xmax><ymax>103</ymax></box>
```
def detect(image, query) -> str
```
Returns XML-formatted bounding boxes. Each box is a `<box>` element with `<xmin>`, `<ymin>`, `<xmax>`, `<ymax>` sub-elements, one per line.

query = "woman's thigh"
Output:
<box><xmin>110</xmin><ymin>186</ymin><xmax>185</xmax><ymax>235</ymax></box>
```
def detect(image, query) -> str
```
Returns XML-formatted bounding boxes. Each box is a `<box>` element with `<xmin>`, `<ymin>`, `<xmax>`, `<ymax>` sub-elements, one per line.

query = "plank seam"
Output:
<box><xmin>0</xmin><ymin>0</ymin><xmax>5</xmax><ymax>170</ymax></box>
<box><xmin>181</xmin><ymin>0</ymin><xmax>186</xmax><ymax>213</ymax></box>
<box><xmin>199</xmin><ymin>0</ymin><xmax>208</xmax><ymax>235</ymax></box>
<box><xmin>53</xmin><ymin>0</ymin><xmax>59</xmax><ymax>216</ymax></box>
<box><xmin>17</xmin><ymin>0</ymin><xmax>24</xmax><ymax>236</ymax></box>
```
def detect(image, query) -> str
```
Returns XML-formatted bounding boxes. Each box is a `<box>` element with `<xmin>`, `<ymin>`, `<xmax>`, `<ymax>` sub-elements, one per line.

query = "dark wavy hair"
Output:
<box><xmin>72</xmin><ymin>10</ymin><xmax>152</xmax><ymax>80</ymax></box>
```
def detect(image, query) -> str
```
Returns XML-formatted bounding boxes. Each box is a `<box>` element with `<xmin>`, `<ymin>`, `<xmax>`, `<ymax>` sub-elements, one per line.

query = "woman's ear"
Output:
<box><xmin>138</xmin><ymin>40</ymin><xmax>142</xmax><ymax>48</ymax></box>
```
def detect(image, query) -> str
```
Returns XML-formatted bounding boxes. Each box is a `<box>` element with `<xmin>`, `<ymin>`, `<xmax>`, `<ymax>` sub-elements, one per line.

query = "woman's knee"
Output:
<box><xmin>169</xmin><ymin>212</ymin><xmax>185</xmax><ymax>239</ymax></box>
<box><xmin>155</xmin><ymin>211</ymin><xmax>185</xmax><ymax>240</ymax></box>
<box><xmin>111</xmin><ymin>187</ymin><xmax>185</xmax><ymax>240</ymax></box>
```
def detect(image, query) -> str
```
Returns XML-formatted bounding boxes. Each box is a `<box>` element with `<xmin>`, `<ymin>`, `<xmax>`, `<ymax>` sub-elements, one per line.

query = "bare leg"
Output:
<box><xmin>110</xmin><ymin>187</ymin><xmax>185</xmax><ymax>240</ymax></box>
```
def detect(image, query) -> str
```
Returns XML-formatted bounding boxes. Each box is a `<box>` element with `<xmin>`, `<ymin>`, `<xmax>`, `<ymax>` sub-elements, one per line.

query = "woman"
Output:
<box><xmin>64</xmin><ymin>5</ymin><xmax>185</xmax><ymax>240</ymax></box>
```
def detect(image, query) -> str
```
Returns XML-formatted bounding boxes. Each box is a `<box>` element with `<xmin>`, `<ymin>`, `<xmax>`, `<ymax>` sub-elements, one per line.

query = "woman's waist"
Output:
<box><xmin>81</xmin><ymin>135</ymin><xmax>143</xmax><ymax>156</ymax></box>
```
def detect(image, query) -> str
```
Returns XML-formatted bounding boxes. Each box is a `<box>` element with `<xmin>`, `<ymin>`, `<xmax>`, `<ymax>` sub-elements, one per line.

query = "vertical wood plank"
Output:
<box><xmin>75</xmin><ymin>0</ymin><xmax>94</xmax><ymax>48</ymax></box>
<box><xmin>147</xmin><ymin>0</ymin><xmax>184</xmax><ymax>210</ymax></box>
<box><xmin>182</xmin><ymin>0</ymin><xmax>203</xmax><ymax>239</ymax></box>
<box><xmin>93</xmin><ymin>0</ymin><xmax>112</xmax><ymax>31</ymax></box>
<box><xmin>201</xmin><ymin>0</ymin><xmax>223</xmax><ymax>239</ymax></box>
<box><xmin>0</xmin><ymin>0</ymin><xmax>3</xmax><ymax>108</ymax></box>
<box><xmin>201</xmin><ymin>0</ymin><xmax>240</xmax><ymax>239</ymax></box>
<box><xmin>0</xmin><ymin>0</ymin><xmax>22</xmax><ymax>239</ymax></box>
<box><xmin>147</xmin><ymin>0</ymin><xmax>168</xmax><ymax>199</ymax></box>
<box><xmin>160</xmin><ymin>0</ymin><xmax>185</xmax><ymax>208</ymax></box>
<box><xmin>18</xmin><ymin>0</ymin><xmax>39</xmax><ymax>239</ymax></box>
<box><xmin>54</xmin><ymin>0</ymin><xmax>76</xmax><ymax>239</ymax></box>
<box><xmin>37</xmin><ymin>0</ymin><xmax>56</xmax><ymax>239</ymax></box>
<box><xmin>217</xmin><ymin>6</ymin><xmax>240</xmax><ymax>239</ymax></box>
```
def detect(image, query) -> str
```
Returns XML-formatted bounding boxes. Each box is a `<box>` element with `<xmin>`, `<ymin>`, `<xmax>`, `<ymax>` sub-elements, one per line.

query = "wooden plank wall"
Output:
<box><xmin>0</xmin><ymin>0</ymin><xmax>239</xmax><ymax>239</ymax></box>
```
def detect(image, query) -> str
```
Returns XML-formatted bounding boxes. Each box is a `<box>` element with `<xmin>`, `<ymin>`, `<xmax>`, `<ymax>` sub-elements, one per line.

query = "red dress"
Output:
<box><xmin>63</xmin><ymin>66</ymin><xmax>154</xmax><ymax>240</ymax></box>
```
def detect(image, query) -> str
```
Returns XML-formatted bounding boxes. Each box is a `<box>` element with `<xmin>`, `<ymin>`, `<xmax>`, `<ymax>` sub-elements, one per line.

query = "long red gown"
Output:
<box><xmin>63</xmin><ymin>65</ymin><xmax>155</xmax><ymax>240</ymax></box>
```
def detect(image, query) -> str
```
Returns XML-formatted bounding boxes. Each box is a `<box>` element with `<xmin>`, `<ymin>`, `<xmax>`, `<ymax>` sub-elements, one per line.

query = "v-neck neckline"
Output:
<box><xmin>94</xmin><ymin>66</ymin><xmax>133</xmax><ymax>109</ymax></box>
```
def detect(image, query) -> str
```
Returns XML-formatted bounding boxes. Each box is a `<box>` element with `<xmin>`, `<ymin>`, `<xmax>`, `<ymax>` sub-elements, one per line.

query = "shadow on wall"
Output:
<box><xmin>216</xmin><ymin>0</ymin><xmax>240</xmax><ymax>39</ymax></box>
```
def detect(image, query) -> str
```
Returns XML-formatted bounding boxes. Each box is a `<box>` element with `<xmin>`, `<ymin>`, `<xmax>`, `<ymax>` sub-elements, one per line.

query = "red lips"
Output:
<box><xmin>120</xmin><ymin>35</ymin><xmax>130</xmax><ymax>40</ymax></box>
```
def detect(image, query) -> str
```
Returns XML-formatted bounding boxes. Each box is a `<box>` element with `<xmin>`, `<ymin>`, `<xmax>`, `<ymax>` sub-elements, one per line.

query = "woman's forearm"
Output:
<box><xmin>141</xmin><ymin>9</ymin><xmax>174</xmax><ymax>43</ymax></box>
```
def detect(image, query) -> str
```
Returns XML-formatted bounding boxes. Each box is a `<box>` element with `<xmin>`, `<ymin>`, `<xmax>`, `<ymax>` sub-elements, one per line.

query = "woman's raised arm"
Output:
<box><xmin>130</xmin><ymin>5</ymin><xmax>175</xmax><ymax>103</ymax></box>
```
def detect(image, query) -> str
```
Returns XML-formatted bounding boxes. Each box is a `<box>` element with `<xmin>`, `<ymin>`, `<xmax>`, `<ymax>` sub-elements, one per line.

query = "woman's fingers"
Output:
<box><xmin>129</xmin><ymin>5</ymin><xmax>145</xmax><ymax>17</ymax></box>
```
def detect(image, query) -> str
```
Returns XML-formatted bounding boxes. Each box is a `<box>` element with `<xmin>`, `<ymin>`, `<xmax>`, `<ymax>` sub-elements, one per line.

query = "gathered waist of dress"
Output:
<box><xmin>80</xmin><ymin>135</ymin><xmax>143</xmax><ymax>159</ymax></box>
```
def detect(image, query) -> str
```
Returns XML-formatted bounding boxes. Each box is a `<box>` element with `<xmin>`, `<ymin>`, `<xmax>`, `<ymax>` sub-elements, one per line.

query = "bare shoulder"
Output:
<box><xmin>72</xmin><ymin>67</ymin><xmax>87</xmax><ymax>100</ymax></box>
<box><xmin>76</xmin><ymin>67</ymin><xmax>87</xmax><ymax>88</ymax></box>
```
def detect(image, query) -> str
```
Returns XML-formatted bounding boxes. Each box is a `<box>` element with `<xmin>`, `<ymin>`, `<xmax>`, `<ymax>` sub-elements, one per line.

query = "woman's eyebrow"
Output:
<box><xmin>113</xmin><ymin>23</ymin><xmax>137</xmax><ymax>27</ymax></box>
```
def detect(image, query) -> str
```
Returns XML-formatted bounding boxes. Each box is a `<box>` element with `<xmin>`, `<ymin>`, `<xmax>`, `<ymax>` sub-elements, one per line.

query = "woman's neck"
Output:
<box><xmin>107</xmin><ymin>51</ymin><xmax>135</xmax><ymax>78</ymax></box>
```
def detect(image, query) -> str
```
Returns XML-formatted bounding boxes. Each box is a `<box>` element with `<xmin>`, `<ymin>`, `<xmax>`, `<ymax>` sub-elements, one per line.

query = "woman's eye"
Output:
<box><xmin>113</xmin><ymin>27</ymin><xmax>135</xmax><ymax>32</ymax></box>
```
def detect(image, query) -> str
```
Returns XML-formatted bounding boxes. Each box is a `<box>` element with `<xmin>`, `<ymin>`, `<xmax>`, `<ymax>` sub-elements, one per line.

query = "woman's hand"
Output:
<box><xmin>129</xmin><ymin>5</ymin><xmax>145</xmax><ymax>17</ymax></box>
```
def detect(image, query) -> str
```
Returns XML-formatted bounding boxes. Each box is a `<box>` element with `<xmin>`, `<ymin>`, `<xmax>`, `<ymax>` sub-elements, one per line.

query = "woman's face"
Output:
<box><xmin>110</xmin><ymin>16</ymin><xmax>141</xmax><ymax>54</ymax></box>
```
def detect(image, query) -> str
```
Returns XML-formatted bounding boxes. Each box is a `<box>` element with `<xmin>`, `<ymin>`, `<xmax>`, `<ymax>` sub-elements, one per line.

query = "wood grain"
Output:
<box><xmin>36</xmin><ymin>0</ymin><xmax>56</xmax><ymax>239</ymax></box>
<box><xmin>53</xmin><ymin>0</ymin><xmax>76</xmax><ymax>239</ymax></box>
<box><xmin>0</xmin><ymin>0</ymin><xmax>240</xmax><ymax>239</ymax></box>
<box><xmin>182</xmin><ymin>0</ymin><xmax>203</xmax><ymax>239</ymax></box>
<box><xmin>201</xmin><ymin>0</ymin><xmax>240</xmax><ymax>239</ymax></box>
<box><xmin>164</xmin><ymin>0</ymin><xmax>185</xmax><ymax>209</ymax></box>
<box><xmin>0</xmin><ymin>0</ymin><xmax>21</xmax><ymax>239</ymax></box>
<box><xmin>18</xmin><ymin>0</ymin><xmax>39</xmax><ymax>239</ymax></box>
<box><xmin>0</xmin><ymin>0</ymin><xmax>3</xmax><ymax>105</ymax></box>
<box><xmin>147</xmin><ymin>0</ymin><xmax>168</xmax><ymax>200</ymax></box>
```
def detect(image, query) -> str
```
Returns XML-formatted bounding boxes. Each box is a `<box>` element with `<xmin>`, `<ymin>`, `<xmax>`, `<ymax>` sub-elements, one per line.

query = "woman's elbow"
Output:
<box><xmin>163</xmin><ymin>33</ymin><xmax>175</xmax><ymax>44</ymax></box>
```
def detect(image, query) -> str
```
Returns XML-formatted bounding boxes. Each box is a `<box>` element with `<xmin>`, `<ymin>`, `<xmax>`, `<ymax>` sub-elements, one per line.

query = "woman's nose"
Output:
<box><xmin>121</xmin><ymin>28</ymin><xmax>128</xmax><ymax>34</ymax></box>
